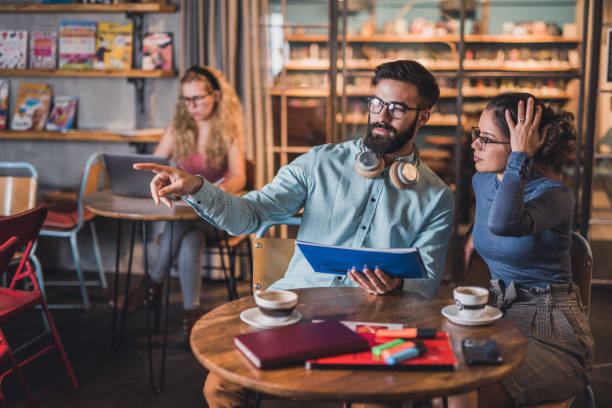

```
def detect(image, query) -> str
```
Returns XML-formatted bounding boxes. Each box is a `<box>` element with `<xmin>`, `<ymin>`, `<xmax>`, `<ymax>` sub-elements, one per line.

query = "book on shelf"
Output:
<box><xmin>11</xmin><ymin>83</ymin><xmax>52</xmax><ymax>131</ymax></box>
<box><xmin>59</xmin><ymin>21</ymin><xmax>97</xmax><ymax>69</ymax></box>
<box><xmin>94</xmin><ymin>22</ymin><xmax>133</xmax><ymax>70</ymax></box>
<box><xmin>295</xmin><ymin>240</ymin><xmax>426</xmax><ymax>279</ymax></box>
<box><xmin>0</xmin><ymin>30</ymin><xmax>28</xmax><ymax>69</ymax></box>
<box><xmin>0</xmin><ymin>80</ymin><xmax>9</xmax><ymax>130</ymax></box>
<box><xmin>46</xmin><ymin>96</ymin><xmax>77</xmax><ymax>131</ymax></box>
<box><xmin>142</xmin><ymin>32</ymin><xmax>173</xmax><ymax>70</ymax></box>
<box><xmin>29</xmin><ymin>32</ymin><xmax>58</xmax><ymax>69</ymax></box>
<box><xmin>306</xmin><ymin>322</ymin><xmax>457</xmax><ymax>370</ymax></box>
<box><xmin>234</xmin><ymin>320</ymin><xmax>369</xmax><ymax>369</ymax></box>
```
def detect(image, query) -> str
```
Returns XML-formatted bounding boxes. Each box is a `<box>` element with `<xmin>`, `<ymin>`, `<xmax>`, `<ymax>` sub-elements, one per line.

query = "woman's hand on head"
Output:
<box><xmin>505</xmin><ymin>97</ymin><xmax>550</xmax><ymax>157</ymax></box>
<box><xmin>133</xmin><ymin>163</ymin><xmax>203</xmax><ymax>207</ymax></box>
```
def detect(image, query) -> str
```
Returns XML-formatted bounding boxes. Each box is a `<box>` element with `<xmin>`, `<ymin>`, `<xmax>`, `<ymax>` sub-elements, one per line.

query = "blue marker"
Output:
<box><xmin>384</xmin><ymin>342</ymin><xmax>426</xmax><ymax>365</ymax></box>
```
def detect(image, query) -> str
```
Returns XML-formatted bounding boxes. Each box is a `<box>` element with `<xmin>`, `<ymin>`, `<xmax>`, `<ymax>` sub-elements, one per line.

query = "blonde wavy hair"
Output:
<box><xmin>170</xmin><ymin>66</ymin><xmax>245</xmax><ymax>170</ymax></box>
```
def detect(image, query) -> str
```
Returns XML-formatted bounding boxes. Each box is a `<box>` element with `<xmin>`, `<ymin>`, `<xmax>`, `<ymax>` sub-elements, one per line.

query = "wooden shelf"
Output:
<box><xmin>0</xmin><ymin>3</ymin><xmax>176</xmax><ymax>13</ymax></box>
<box><xmin>0</xmin><ymin>68</ymin><xmax>176</xmax><ymax>78</ymax></box>
<box><xmin>284</xmin><ymin>34</ymin><xmax>579</xmax><ymax>44</ymax></box>
<box><xmin>272</xmin><ymin>146</ymin><xmax>312</xmax><ymax>154</ymax></box>
<box><xmin>337</xmin><ymin>115</ymin><xmax>459</xmax><ymax>127</ymax></box>
<box><xmin>0</xmin><ymin>129</ymin><xmax>163</xmax><ymax>143</ymax></box>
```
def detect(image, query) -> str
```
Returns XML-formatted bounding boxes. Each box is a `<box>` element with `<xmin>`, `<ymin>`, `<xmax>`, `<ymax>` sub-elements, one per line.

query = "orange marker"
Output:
<box><xmin>375</xmin><ymin>328</ymin><xmax>436</xmax><ymax>339</ymax></box>
<box><xmin>381</xmin><ymin>341</ymin><xmax>416</xmax><ymax>360</ymax></box>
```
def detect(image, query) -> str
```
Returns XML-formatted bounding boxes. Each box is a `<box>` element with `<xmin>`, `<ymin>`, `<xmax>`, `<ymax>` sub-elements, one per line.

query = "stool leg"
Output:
<box><xmin>90</xmin><ymin>221</ymin><xmax>107</xmax><ymax>288</ymax></box>
<box><xmin>69</xmin><ymin>233</ymin><xmax>90</xmax><ymax>310</ymax></box>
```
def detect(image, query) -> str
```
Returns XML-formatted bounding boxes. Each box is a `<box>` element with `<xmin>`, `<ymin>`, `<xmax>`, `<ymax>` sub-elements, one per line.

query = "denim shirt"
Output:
<box><xmin>184</xmin><ymin>138</ymin><xmax>454</xmax><ymax>296</ymax></box>
<box><xmin>472</xmin><ymin>151</ymin><xmax>574</xmax><ymax>288</ymax></box>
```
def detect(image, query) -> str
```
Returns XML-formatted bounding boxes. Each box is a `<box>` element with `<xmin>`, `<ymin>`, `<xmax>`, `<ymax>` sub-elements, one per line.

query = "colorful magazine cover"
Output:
<box><xmin>0</xmin><ymin>80</ymin><xmax>9</xmax><ymax>130</ymax></box>
<box><xmin>94</xmin><ymin>22</ymin><xmax>133</xmax><ymax>70</ymax></box>
<box><xmin>46</xmin><ymin>95</ymin><xmax>77</xmax><ymax>131</ymax></box>
<box><xmin>59</xmin><ymin>21</ymin><xmax>97</xmax><ymax>69</ymax></box>
<box><xmin>12</xmin><ymin>83</ymin><xmax>52</xmax><ymax>131</ymax></box>
<box><xmin>0</xmin><ymin>30</ymin><xmax>28</xmax><ymax>69</ymax></box>
<box><xmin>142</xmin><ymin>32</ymin><xmax>173</xmax><ymax>70</ymax></box>
<box><xmin>29</xmin><ymin>31</ymin><xmax>57</xmax><ymax>69</ymax></box>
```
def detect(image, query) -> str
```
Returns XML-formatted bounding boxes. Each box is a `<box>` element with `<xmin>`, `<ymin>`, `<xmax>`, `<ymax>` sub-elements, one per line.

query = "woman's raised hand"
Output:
<box><xmin>133</xmin><ymin>163</ymin><xmax>203</xmax><ymax>208</ymax></box>
<box><xmin>505</xmin><ymin>97</ymin><xmax>550</xmax><ymax>157</ymax></box>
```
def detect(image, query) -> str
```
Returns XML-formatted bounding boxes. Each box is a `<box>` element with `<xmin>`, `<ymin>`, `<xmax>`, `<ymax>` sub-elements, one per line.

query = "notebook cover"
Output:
<box><xmin>305</xmin><ymin>324</ymin><xmax>457</xmax><ymax>370</ymax></box>
<box><xmin>295</xmin><ymin>240</ymin><xmax>426</xmax><ymax>279</ymax></box>
<box><xmin>234</xmin><ymin>320</ymin><xmax>369</xmax><ymax>369</ymax></box>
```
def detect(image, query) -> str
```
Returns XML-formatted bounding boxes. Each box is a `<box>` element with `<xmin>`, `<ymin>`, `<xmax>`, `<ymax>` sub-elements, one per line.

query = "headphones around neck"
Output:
<box><xmin>354</xmin><ymin>145</ymin><xmax>420</xmax><ymax>189</ymax></box>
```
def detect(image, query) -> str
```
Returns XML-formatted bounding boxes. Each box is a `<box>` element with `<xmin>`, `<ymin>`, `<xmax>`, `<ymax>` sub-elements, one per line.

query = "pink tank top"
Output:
<box><xmin>179</xmin><ymin>153</ymin><xmax>227</xmax><ymax>183</ymax></box>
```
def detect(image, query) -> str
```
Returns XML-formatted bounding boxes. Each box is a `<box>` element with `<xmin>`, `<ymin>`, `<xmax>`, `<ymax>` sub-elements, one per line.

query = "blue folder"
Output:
<box><xmin>295</xmin><ymin>240</ymin><xmax>426</xmax><ymax>279</ymax></box>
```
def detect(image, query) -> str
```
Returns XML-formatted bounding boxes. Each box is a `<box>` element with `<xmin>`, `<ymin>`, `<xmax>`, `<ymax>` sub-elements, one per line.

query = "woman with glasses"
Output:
<box><xmin>115</xmin><ymin>66</ymin><xmax>246</xmax><ymax>345</ymax></box>
<box><xmin>453</xmin><ymin>93</ymin><xmax>594</xmax><ymax>407</ymax></box>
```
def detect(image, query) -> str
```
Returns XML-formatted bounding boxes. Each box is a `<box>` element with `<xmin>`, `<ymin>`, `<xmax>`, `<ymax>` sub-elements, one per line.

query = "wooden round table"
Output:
<box><xmin>191</xmin><ymin>287</ymin><xmax>527</xmax><ymax>403</ymax></box>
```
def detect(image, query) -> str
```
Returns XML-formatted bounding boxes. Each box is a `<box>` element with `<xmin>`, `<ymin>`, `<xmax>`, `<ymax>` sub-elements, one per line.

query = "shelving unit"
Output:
<box><xmin>0</xmin><ymin>2</ymin><xmax>177</xmax><ymax>139</ymax></box>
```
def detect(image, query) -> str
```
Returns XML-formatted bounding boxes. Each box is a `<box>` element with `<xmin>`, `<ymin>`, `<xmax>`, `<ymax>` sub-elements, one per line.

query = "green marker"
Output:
<box><xmin>371</xmin><ymin>339</ymin><xmax>405</xmax><ymax>356</ymax></box>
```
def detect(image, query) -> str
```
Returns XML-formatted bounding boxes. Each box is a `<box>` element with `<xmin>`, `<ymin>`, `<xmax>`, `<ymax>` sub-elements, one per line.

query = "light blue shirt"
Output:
<box><xmin>184</xmin><ymin>138</ymin><xmax>454</xmax><ymax>296</ymax></box>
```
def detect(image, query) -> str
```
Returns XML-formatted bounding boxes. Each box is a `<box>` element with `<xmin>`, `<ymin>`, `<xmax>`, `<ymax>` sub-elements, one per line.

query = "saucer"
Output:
<box><xmin>240</xmin><ymin>307</ymin><xmax>302</xmax><ymax>329</ymax></box>
<box><xmin>441</xmin><ymin>305</ymin><xmax>502</xmax><ymax>326</ymax></box>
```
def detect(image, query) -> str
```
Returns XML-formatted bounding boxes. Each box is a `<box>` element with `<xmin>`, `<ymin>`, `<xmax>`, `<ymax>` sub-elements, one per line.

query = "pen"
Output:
<box><xmin>371</xmin><ymin>339</ymin><xmax>404</xmax><ymax>356</ymax></box>
<box><xmin>384</xmin><ymin>342</ymin><xmax>427</xmax><ymax>365</ymax></box>
<box><xmin>375</xmin><ymin>328</ymin><xmax>437</xmax><ymax>340</ymax></box>
<box><xmin>380</xmin><ymin>341</ymin><xmax>416</xmax><ymax>360</ymax></box>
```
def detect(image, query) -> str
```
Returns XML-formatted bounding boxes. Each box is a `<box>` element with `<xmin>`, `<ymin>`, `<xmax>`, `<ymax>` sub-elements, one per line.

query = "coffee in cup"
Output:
<box><xmin>254</xmin><ymin>290</ymin><xmax>298</xmax><ymax>324</ymax></box>
<box><xmin>453</xmin><ymin>286</ymin><xmax>489</xmax><ymax>319</ymax></box>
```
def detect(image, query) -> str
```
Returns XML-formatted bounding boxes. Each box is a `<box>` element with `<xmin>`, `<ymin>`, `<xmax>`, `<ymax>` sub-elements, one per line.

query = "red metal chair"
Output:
<box><xmin>0</xmin><ymin>206</ymin><xmax>79</xmax><ymax>397</ymax></box>
<box><xmin>0</xmin><ymin>236</ymin><xmax>36</xmax><ymax>408</ymax></box>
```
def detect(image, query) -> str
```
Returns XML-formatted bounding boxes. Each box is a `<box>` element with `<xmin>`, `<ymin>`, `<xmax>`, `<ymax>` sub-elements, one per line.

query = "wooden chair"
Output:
<box><xmin>0</xmin><ymin>162</ymin><xmax>45</xmax><ymax>294</ymax></box>
<box><xmin>459</xmin><ymin>231</ymin><xmax>595</xmax><ymax>408</ymax></box>
<box><xmin>0</xmin><ymin>207</ymin><xmax>79</xmax><ymax>398</ymax></box>
<box><xmin>251</xmin><ymin>216</ymin><xmax>301</xmax><ymax>292</ymax></box>
<box><xmin>39</xmin><ymin>152</ymin><xmax>107</xmax><ymax>310</ymax></box>
<box><xmin>0</xmin><ymin>236</ymin><xmax>35</xmax><ymax>408</ymax></box>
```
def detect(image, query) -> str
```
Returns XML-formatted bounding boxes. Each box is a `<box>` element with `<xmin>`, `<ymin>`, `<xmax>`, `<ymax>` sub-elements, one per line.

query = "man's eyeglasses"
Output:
<box><xmin>471</xmin><ymin>127</ymin><xmax>510</xmax><ymax>149</ymax></box>
<box><xmin>179</xmin><ymin>94</ymin><xmax>211</xmax><ymax>105</ymax></box>
<box><xmin>367</xmin><ymin>96</ymin><xmax>422</xmax><ymax>120</ymax></box>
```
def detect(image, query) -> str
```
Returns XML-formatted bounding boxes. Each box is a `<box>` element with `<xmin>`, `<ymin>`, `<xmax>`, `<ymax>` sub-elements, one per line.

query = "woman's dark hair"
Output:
<box><xmin>486</xmin><ymin>92</ymin><xmax>576</xmax><ymax>173</ymax></box>
<box><xmin>372</xmin><ymin>60</ymin><xmax>440</xmax><ymax>110</ymax></box>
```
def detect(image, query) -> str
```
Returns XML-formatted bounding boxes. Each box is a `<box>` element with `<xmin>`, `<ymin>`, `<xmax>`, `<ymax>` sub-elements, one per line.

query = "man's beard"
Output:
<box><xmin>364</xmin><ymin>118</ymin><xmax>418</xmax><ymax>155</ymax></box>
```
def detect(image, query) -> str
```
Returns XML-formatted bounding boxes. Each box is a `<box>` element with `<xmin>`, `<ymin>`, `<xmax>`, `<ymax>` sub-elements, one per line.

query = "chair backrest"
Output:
<box><xmin>570</xmin><ymin>231</ymin><xmax>592</xmax><ymax>313</ymax></box>
<box><xmin>0</xmin><ymin>236</ymin><xmax>20</xmax><ymax>276</ymax></box>
<box><xmin>72</xmin><ymin>152</ymin><xmax>106</xmax><ymax>228</ymax></box>
<box><xmin>252</xmin><ymin>217</ymin><xmax>301</xmax><ymax>292</ymax></box>
<box><xmin>0</xmin><ymin>162</ymin><xmax>38</xmax><ymax>216</ymax></box>
<box><xmin>0</xmin><ymin>206</ymin><xmax>48</xmax><ymax>290</ymax></box>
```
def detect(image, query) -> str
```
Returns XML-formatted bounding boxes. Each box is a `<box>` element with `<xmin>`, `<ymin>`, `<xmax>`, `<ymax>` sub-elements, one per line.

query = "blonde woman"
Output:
<box><xmin>117</xmin><ymin>66</ymin><xmax>246</xmax><ymax>344</ymax></box>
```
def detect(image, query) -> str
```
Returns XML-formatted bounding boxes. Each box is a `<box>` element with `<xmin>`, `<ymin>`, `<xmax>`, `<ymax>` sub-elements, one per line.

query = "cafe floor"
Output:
<box><xmin>1</xmin><ymin>271</ymin><xmax>610</xmax><ymax>408</ymax></box>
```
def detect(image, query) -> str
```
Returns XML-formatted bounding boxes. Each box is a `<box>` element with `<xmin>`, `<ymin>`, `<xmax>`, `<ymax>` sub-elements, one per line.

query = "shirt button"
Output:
<box><xmin>197</xmin><ymin>201</ymin><xmax>202</xmax><ymax>205</ymax></box>
<box><xmin>361</xmin><ymin>226</ymin><xmax>366</xmax><ymax>230</ymax></box>
<box><xmin>336</xmin><ymin>276</ymin><xmax>342</xmax><ymax>280</ymax></box>
<box><xmin>370</xmin><ymin>198</ymin><xmax>375</xmax><ymax>202</ymax></box>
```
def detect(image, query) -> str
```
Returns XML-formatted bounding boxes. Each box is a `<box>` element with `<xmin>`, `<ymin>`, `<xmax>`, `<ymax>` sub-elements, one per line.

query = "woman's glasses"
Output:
<box><xmin>179</xmin><ymin>94</ymin><xmax>211</xmax><ymax>106</ymax></box>
<box><xmin>471</xmin><ymin>127</ymin><xmax>510</xmax><ymax>150</ymax></box>
<box><xmin>367</xmin><ymin>96</ymin><xmax>422</xmax><ymax>120</ymax></box>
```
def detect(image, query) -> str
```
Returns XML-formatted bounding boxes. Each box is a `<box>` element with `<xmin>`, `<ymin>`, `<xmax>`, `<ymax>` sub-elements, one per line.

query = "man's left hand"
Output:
<box><xmin>348</xmin><ymin>266</ymin><xmax>403</xmax><ymax>295</ymax></box>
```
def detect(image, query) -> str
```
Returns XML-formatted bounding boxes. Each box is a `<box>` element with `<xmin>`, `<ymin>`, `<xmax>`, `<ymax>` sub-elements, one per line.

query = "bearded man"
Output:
<box><xmin>135</xmin><ymin>59</ymin><xmax>454</xmax><ymax>408</ymax></box>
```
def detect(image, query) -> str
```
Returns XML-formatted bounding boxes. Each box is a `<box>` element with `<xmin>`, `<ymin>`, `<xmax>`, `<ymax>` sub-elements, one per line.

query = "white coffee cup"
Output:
<box><xmin>453</xmin><ymin>286</ymin><xmax>489</xmax><ymax>319</ymax></box>
<box><xmin>254</xmin><ymin>290</ymin><xmax>298</xmax><ymax>324</ymax></box>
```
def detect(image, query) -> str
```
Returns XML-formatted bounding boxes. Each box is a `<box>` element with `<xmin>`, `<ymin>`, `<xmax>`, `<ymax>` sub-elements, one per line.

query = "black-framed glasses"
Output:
<box><xmin>179</xmin><ymin>93</ymin><xmax>211</xmax><ymax>105</ymax></box>
<box><xmin>471</xmin><ymin>127</ymin><xmax>510</xmax><ymax>149</ymax></box>
<box><xmin>367</xmin><ymin>96</ymin><xmax>422</xmax><ymax>120</ymax></box>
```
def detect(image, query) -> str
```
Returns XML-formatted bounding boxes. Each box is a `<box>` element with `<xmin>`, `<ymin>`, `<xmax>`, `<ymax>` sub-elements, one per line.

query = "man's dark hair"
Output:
<box><xmin>372</xmin><ymin>60</ymin><xmax>440</xmax><ymax>109</ymax></box>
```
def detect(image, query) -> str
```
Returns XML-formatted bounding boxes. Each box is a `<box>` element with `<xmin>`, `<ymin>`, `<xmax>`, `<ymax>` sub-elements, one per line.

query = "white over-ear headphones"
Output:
<box><xmin>354</xmin><ymin>145</ymin><xmax>420</xmax><ymax>189</ymax></box>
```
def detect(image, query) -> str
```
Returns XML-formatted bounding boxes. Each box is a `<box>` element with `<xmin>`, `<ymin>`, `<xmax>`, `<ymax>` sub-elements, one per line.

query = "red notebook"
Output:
<box><xmin>305</xmin><ymin>323</ymin><xmax>457</xmax><ymax>370</ymax></box>
<box><xmin>234</xmin><ymin>320</ymin><xmax>369</xmax><ymax>369</ymax></box>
